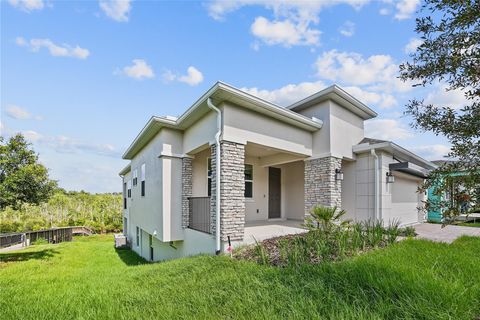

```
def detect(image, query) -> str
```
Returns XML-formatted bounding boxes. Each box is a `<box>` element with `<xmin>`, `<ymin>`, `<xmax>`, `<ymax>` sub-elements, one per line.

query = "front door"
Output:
<box><xmin>268</xmin><ymin>167</ymin><xmax>281</xmax><ymax>219</ymax></box>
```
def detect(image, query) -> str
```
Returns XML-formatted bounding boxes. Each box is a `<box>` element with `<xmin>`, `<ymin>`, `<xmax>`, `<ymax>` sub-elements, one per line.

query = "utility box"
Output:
<box><xmin>114</xmin><ymin>234</ymin><xmax>128</xmax><ymax>249</ymax></box>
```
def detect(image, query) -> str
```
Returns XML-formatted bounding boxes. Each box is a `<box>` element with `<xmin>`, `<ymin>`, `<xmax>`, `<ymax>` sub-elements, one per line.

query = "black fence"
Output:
<box><xmin>188</xmin><ymin>197</ymin><xmax>211</xmax><ymax>234</ymax></box>
<box><xmin>0</xmin><ymin>233</ymin><xmax>23</xmax><ymax>249</ymax></box>
<box><xmin>0</xmin><ymin>227</ymin><xmax>75</xmax><ymax>248</ymax></box>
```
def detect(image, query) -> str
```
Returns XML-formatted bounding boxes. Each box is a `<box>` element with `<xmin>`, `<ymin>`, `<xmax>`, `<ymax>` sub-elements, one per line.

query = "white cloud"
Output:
<box><xmin>339</xmin><ymin>21</ymin><xmax>355</xmax><ymax>37</ymax></box>
<box><xmin>394</xmin><ymin>0</ymin><xmax>420</xmax><ymax>20</ymax></box>
<box><xmin>404</xmin><ymin>38</ymin><xmax>423</xmax><ymax>54</ymax></box>
<box><xmin>22</xmin><ymin>130</ymin><xmax>43</xmax><ymax>142</ymax></box>
<box><xmin>8</xmin><ymin>0</ymin><xmax>44</xmax><ymax>12</ymax></box>
<box><xmin>207</xmin><ymin>1</ymin><xmax>370</xmax><ymax>21</ymax></box>
<box><xmin>50</xmin><ymin>160</ymin><xmax>125</xmax><ymax>193</ymax></box>
<box><xmin>251</xmin><ymin>16</ymin><xmax>321</xmax><ymax>47</ymax></box>
<box><xmin>163</xmin><ymin>66</ymin><xmax>204</xmax><ymax>86</ymax></box>
<box><xmin>241</xmin><ymin>80</ymin><xmax>327</xmax><ymax>106</ymax></box>
<box><xmin>364</xmin><ymin>119</ymin><xmax>413</xmax><ymax>141</ymax></box>
<box><xmin>21</xmin><ymin>130</ymin><xmax>121</xmax><ymax>157</ymax></box>
<box><xmin>240</xmin><ymin>81</ymin><xmax>396</xmax><ymax>109</ymax></box>
<box><xmin>424</xmin><ymin>84</ymin><xmax>469</xmax><ymax>110</ymax></box>
<box><xmin>410</xmin><ymin>144</ymin><xmax>451</xmax><ymax>160</ymax></box>
<box><xmin>207</xmin><ymin>1</ymin><xmax>369</xmax><ymax>47</ymax></box>
<box><xmin>343</xmin><ymin>86</ymin><xmax>397</xmax><ymax>109</ymax></box>
<box><xmin>379</xmin><ymin>8</ymin><xmax>390</xmax><ymax>15</ymax></box>
<box><xmin>314</xmin><ymin>49</ymin><xmax>412</xmax><ymax>93</ymax></box>
<box><xmin>120</xmin><ymin>59</ymin><xmax>155</xmax><ymax>80</ymax></box>
<box><xmin>16</xmin><ymin>37</ymin><xmax>90</xmax><ymax>59</ymax></box>
<box><xmin>5</xmin><ymin>104</ymin><xmax>43</xmax><ymax>120</ymax></box>
<box><xmin>179</xmin><ymin>66</ymin><xmax>204</xmax><ymax>86</ymax></box>
<box><xmin>99</xmin><ymin>0</ymin><xmax>131</xmax><ymax>22</ymax></box>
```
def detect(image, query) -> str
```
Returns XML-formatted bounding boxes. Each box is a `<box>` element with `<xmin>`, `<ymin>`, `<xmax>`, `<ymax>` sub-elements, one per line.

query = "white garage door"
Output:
<box><xmin>391</xmin><ymin>176</ymin><xmax>421</xmax><ymax>225</ymax></box>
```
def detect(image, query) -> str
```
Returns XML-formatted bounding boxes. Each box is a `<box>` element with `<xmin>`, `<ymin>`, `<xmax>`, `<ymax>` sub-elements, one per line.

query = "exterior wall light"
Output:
<box><xmin>335</xmin><ymin>169</ymin><xmax>344</xmax><ymax>181</ymax></box>
<box><xmin>386</xmin><ymin>172</ymin><xmax>395</xmax><ymax>183</ymax></box>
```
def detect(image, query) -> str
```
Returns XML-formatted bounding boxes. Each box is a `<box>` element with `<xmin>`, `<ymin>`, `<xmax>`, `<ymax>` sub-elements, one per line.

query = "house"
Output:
<box><xmin>427</xmin><ymin>160</ymin><xmax>480</xmax><ymax>222</ymax></box>
<box><xmin>120</xmin><ymin>81</ymin><xmax>436</xmax><ymax>261</ymax></box>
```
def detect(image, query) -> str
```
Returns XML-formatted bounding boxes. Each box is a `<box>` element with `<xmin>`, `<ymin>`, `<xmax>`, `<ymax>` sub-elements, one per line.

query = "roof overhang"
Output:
<box><xmin>122</xmin><ymin>81</ymin><xmax>323</xmax><ymax>160</ymax></box>
<box><xmin>353</xmin><ymin>141</ymin><xmax>437</xmax><ymax>170</ymax></box>
<box><xmin>119</xmin><ymin>164</ymin><xmax>131</xmax><ymax>176</ymax></box>
<box><xmin>287</xmin><ymin>85</ymin><xmax>378</xmax><ymax>120</ymax></box>
<box><xmin>389</xmin><ymin>162</ymin><xmax>428</xmax><ymax>179</ymax></box>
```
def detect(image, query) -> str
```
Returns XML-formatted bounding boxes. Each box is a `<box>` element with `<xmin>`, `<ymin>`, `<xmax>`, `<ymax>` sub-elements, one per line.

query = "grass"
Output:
<box><xmin>456</xmin><ymin>221</ymin><xmax>480</xmax><ymax>228</ymax></box>
<box><xmin>1</xmin><ymin>235</ymin><xmax>480</xmax><ymax>319</ymax></box>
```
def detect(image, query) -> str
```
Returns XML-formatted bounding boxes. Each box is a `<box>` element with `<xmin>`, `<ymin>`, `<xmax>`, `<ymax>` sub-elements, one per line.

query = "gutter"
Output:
<box><xmin>207</xmin><ymin>98</ymin><xmax>222</xmax><ymax>255</ymax></box>
<box><xmin>371</xmin><ymin>149</ymin><xmax>380</xmax><ymax>221</ymax></box>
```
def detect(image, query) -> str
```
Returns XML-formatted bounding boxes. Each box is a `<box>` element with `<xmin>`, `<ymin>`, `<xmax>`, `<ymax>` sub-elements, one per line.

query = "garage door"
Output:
<box><xmin>391</xmin><ymin>176</ymin><xmax>421</xmax><ymax>225</ymax></box>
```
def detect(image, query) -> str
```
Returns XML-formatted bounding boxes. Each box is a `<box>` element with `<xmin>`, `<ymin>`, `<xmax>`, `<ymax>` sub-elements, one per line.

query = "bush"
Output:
<box><xmin>401</xmin><ymin>226</ymin><xmax>417</xmax><ymax>237</ymax></box>
<box><xmin>0</xmin><ymin>190</ymin><xmax>122</xmax><ymax>233</ymax></box>
<box><xmin>32</xmin><ymin>238</ymin><xmax>49</xmax><ymax>246</ymax></box>
<box><xmin>236</xmin><ymin>206</ymin><xmax>405</xmax><ymax>268</ymax></box>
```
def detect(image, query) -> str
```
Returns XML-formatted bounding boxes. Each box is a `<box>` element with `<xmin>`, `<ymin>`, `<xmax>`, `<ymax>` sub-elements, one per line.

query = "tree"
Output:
<box><xmin>399</xmin><ymin>0</ymin><xmax>480</xmax><ymax>219</ymax></box>
<box><xmin>0</xmin><ymin>134</ymin><xmax>57</xmax><ymax>210</ymax></box>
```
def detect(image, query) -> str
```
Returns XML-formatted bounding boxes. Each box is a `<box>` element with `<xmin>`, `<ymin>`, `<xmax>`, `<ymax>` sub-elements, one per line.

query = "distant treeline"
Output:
<box><xmin>0</xmin><ymin>190</ymin><xmax>122</xmax><ymax>234</ymax></box>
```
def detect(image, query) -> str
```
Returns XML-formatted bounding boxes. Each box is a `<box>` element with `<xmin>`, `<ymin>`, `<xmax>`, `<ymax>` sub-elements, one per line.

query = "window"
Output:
<box><xmin>245</xmin><ymin>164</ymin><xmax>253</xmax><ymax>198</ymax></box>
<box><xmin>141</xmin><ymin>163</ymin><xmax>146</xmax><ymax>196</ymax></box>
<box><xmin>149</xmin><ymin>234</ymin><xmax>153</xmax><ymax>261</ymax></box>
<box><xmin>127</xmin><ymin>180</ymin><xmax>132</xmax><ymax>198</ymax></box>
<box><xmin>123</xmin><ymin>217</ymin><xmax>128</xmax><ymax>234</ymax></box>
<box><xmin>207</xmin><ymin>160</ymin><xmax>253</xmax><ymax>198</ymax></box>
<box><xmin>136</xmin><ymin>227</ymin><xmax>139</xmax><ymax>247</ymax></box>
<box><xmin>133</xmin><ymin>169</ymin><xmax>138</xmax><ymax>186</ymax></box>
<box><xmin>123</xmin><ymin>182</ymin><xmax>127</xmax><ymax>209</ymax></box>
<box><xmin>207</xmin><ymin>158</ymin><xmax>212</xmax><ymax>197</ymax></box>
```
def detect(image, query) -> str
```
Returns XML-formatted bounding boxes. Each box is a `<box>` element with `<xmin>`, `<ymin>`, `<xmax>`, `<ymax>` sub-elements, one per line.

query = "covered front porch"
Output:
<box><xmin>186</xmin><ymin>140</ymin><xmax>310</xmax><ymax>243</ymax></box>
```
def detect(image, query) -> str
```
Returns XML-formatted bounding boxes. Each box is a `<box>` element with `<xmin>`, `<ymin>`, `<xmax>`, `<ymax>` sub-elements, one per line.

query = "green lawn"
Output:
<box><xmin>457</xmin><ymin>222</ymin><xmax>480</xmax><ymax>228</ymax></box>
<box><xmin>1</xmin><ymin>235</ymin><xmax>479</xmax><ymax>320</ymax></box>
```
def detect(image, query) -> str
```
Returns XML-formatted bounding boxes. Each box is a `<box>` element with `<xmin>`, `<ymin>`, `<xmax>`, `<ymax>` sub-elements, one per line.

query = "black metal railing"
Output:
<box><xmin>188</xmin><ymin>197</ymin><xmax>211</xmax><ymax>234</ymax></box>
<box><xmin>0</xmin><ymin>227</ymin><xmax>75</xmax><ymax>248</ymax></box>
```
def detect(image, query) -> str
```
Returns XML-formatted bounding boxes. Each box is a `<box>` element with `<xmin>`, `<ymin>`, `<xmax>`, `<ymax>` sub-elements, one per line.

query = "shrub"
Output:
<box><xmin>401</xmin><ymin>226</ymin><xmax>417</xmax><ymax>237</ymax></box>
<box><xmin>236</xmin><ymin>207</ymin><xmax>407</xmax><ymax>268</ymax></box>
<box><xmin>32</xmin><ymin>238</ymin><xmax>49</xmax><ymax>246</ymax></box>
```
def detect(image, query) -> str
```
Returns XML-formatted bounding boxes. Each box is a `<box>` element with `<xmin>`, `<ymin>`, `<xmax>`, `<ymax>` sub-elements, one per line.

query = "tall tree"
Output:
<box><xmin>0</xmin><ymin>134</ymin><xmax>57</xmax><ymax>210</ymax></box>
<box><xmin>399</xmin><ymin>0</ymin><xmax>480</xmax><ymax>219</ymax></box>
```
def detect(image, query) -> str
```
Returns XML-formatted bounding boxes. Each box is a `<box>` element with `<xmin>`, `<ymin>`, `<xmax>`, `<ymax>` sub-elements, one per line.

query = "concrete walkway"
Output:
<box><xmin>0</xmin><ymin>243</ymin><xmax>26</xmax><ymax>253</ymax></box>
<box><xmin>414</xmin><ymin>223</ymin><xmax>480</xmax><ymax>243</ymax></box>
<box><xmin>241</xmin><ymin>220</ymin><xmax>307</xmax><ymax>245</ymax></box>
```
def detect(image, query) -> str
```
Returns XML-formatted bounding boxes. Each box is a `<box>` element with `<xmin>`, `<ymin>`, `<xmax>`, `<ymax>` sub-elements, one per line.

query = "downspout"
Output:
<box><xmin>207</xmin><ymin>98</ymin><xmax>222</xmax><ymax>255</ymax></box>
<box><xmin>371</xmin><ymin>149</ymin><xmax>380</xmax><ymax>221</ymax></box>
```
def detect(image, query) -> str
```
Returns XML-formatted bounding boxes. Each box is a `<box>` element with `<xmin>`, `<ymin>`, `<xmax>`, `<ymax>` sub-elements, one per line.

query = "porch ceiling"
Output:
<box><xmin>245</xmin><ymin>142</ymin><xmax>307</xmax><ymax>167</ymax></box>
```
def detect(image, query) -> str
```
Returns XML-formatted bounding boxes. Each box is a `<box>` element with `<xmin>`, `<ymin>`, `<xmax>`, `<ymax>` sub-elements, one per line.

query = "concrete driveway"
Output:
<box><xmin>414</xmin><ymin>223</ymin><xmax>480</xmax><ymax>243</ymax></box>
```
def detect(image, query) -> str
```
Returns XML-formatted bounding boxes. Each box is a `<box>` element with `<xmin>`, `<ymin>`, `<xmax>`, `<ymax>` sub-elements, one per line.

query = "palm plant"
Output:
<box><xmin>304</xmin><ymin>206</ymin><xmax>349</xmax><ymax>233</ymax></box>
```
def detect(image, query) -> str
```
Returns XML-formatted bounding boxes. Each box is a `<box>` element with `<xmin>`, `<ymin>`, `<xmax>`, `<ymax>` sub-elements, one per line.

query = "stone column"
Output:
<box><xmin>181</xmin><ymin>157</ymin><xmax>192</xmax><ymax>229</ymax></box>
<box><xmin>304</xmin><ymin>156</ymin><xmax>342</xmax><ymax>219</ymax></box>
<box><xmin>210</xmin><ymin>141</ymin><xmax>245</xmax><ymax>241</ymax></box>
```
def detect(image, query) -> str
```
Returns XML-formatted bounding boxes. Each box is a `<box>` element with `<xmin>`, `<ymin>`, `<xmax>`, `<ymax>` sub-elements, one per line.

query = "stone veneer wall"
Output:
<box><xmin>181</xmin><ymin>157</ymin><xmax>192</xmax><ymax>229</ymax></box>
<box><xmin>210</xmin><ymin>141</ymin><xmax>245</xmax><ymax>241</ymax></box>
<box><xmin>304</xmin><ymin>156</ymin><xmax>342</xmax><ymax>219</ymax></box>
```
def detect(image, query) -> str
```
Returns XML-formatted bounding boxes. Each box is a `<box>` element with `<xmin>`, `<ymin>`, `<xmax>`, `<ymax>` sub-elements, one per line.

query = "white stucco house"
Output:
<box><xmin>120</xmin><ymin>81</ymin><xmax>435</xmax><ymax>261</ymax></box>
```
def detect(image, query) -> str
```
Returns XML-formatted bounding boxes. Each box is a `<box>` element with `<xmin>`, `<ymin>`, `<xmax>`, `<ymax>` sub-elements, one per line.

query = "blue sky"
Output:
<box><xmin>1</xmin><ymin>0</ymin><xmax>460</xmax><ymax>193</ymax></box>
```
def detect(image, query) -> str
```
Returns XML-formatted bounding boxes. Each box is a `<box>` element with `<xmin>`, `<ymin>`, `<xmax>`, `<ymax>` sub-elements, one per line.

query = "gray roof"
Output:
<box><xmin>359</xmin><ymin>137</ymin><xmax>388</xmax><ymax>145</ymax></box>
<box><xmin>431</xmin><ymin>160</ymin><xmax>455</xmax><ymax>166</ymax></box>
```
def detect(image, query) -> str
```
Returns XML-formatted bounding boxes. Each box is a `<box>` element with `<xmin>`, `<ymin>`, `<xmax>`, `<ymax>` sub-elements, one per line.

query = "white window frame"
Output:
<box><xmin>136</xmin><ymin>226</ymin><xmax>139</xmax><ymax>247</ymax></box>
<box><xmin>244</xmin><ymin>163</ymin><xmax>253</xmax><ymax>199</ymax></box>
<box><xmin>141</xmin><ymin>163</ymin><xmax>146</xmax><ymax>197</ymax></box>
<box><xmin>133</xmin><ymin>169</ymin><xmax>138</xmax><ymax>186</ymax></box>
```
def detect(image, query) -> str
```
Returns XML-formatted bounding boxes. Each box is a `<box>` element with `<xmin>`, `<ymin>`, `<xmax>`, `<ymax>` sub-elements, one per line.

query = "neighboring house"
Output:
<box><xmin>120</xmin><ymin>81</ymin><xmax>436</xmax><ymax>261</ymax></box>
<box><xmin>427</xmin><ymin>160</ymin><xmax>480</xmax><ymax>222</ymax></box>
